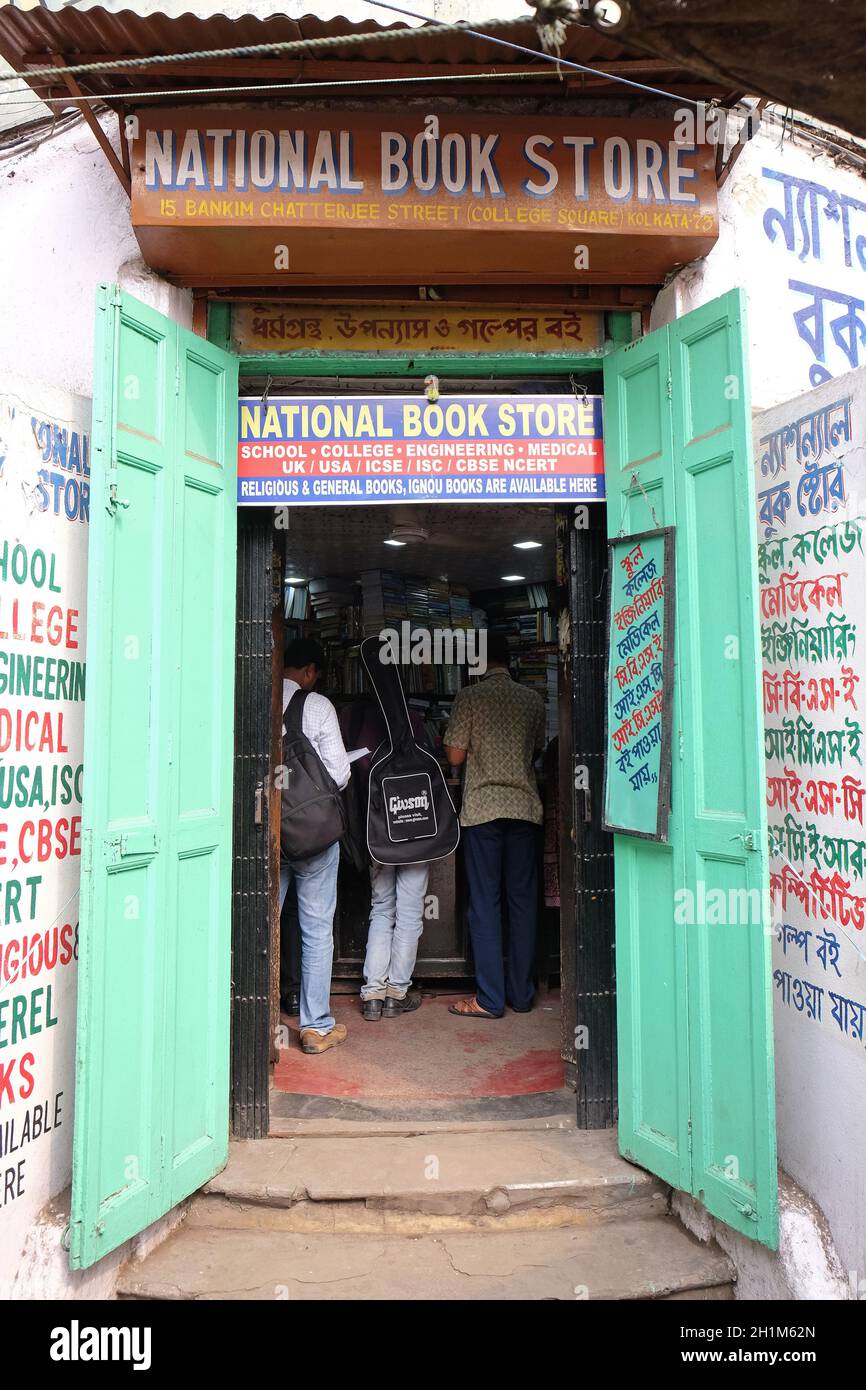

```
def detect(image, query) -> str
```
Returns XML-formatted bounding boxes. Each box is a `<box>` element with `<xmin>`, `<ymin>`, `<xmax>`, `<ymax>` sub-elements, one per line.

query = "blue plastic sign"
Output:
<box><xmin>237</xmin><ymin>393</ymin><xmax>604</xmax><ymax>504</ymax></box>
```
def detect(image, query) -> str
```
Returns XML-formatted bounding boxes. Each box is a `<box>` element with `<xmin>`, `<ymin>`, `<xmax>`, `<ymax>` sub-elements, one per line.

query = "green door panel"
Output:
<box><xmin>70</xmin><ymin>286</ymin><xmax>238</xmax><ymax>1269</ymax></box>
<box><xmin>604</xmin><ymin>290</ymin><xmax>778</xmax><ymax>1248</ymax></box>
<box><xmin>602</xmin><ymin>323</ymin><xmax>692</xmax><ymax>1194</ymax></box>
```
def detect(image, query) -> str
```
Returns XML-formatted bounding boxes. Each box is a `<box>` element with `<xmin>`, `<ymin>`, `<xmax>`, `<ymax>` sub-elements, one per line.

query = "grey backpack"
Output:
<box><xmin>280</xmin><ymin>690</ymin><xmax>347</xmax><ymax>860</ymax></box>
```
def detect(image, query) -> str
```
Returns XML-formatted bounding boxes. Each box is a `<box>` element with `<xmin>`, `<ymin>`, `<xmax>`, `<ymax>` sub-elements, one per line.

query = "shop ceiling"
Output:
<box><xmin>281</xmin><ymin>501</ymin><xmax>557</xmax><ymax>591</ymax></box>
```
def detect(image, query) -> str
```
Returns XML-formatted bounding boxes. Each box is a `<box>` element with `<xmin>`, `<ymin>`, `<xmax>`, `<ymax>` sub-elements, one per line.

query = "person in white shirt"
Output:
<box><xmin>281</xmin><ymin>638</ymin><xmax>351</xmax><ymax>1055</ymax></box>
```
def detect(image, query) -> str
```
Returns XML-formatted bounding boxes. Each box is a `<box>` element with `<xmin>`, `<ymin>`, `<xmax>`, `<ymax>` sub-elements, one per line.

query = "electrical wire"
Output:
<box><xmin>0</xmin><ymin>67</ymin><xmax>564</xmax><ymax>108</ymax></box>
<box><xmin>363</xmin><ymin>0</ymin><xmax>703</xmax><ymax>107</ymax></box>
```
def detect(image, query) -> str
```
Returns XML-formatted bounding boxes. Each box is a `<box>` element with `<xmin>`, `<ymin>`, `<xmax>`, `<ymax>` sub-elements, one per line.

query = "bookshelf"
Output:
<box><xmin>284</xmin><ymin>569</ymin><xmax>558</xmax><ymax>748</ymax></box>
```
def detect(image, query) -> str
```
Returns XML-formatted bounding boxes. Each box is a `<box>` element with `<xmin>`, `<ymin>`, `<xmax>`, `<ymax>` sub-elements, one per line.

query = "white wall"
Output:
<box><xmin>653</xmin><ymin>122</ymin><xmax>866</xmax><ymax>414</ymax></box>
<box><xmin>756</xmin><ymin>365</ymin><xmax>866</xmax><ymax>1289</ymax></box>
<box><xmin>0</xmin><ymin>114</ymin><xmax>191</xmax><ymax>398</ymax></box>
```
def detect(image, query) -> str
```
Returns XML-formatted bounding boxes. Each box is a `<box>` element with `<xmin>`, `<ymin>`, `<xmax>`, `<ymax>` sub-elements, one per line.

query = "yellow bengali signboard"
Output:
<box><xmin>233</xmin><ymin>303</ymin><xmax>605</xmax><ymax>354</ymax></box>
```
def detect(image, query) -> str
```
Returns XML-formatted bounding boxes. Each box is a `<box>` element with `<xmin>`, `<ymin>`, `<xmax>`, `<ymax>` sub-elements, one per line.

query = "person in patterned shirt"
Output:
<box><xmin>444</xmin><ymin>632</ymin><xmax>546</xmax><ymax>1019</ymax></box>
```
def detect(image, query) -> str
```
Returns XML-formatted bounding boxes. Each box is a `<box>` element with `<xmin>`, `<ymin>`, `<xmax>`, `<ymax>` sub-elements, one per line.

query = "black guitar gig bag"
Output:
<box><xmin>361</xmin><ymin>634</ymin><xmax>460</xmax><ymax>866</ymax></box>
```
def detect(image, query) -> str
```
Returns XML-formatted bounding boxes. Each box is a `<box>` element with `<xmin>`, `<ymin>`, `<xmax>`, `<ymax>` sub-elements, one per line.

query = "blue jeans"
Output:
<box><xmin>362</xmin><ymin>862</ymin><xmax>430</xmax><ymax>1000</ymax></box>
<box><xmin>279</xmin><ymin>842</ymin><xmax>339</xmax><ymax>1033</ymax></box>
<box><xmin>462</xmin><ymin>819</ymin><xmax>539</xmax><ymax>1017</ymax></box>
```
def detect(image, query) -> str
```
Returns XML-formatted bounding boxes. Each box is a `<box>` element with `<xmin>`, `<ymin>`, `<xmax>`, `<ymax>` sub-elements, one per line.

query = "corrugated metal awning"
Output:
<box><xmin>0</xmin><ymin>0</ymin><xmax>733</xmax><ymax>122</ymax></box>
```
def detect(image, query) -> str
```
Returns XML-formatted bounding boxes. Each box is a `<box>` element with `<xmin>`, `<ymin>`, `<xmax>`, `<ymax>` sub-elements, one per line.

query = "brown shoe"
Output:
<box><xmin>300</xmin><ymin>1023</ymin><xmax>348</xmax><ymax>1055</ymax></box>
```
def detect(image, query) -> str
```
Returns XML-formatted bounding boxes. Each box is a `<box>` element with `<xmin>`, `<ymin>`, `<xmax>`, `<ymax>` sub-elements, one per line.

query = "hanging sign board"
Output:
<box><xmin>131</xmin><ymin>112</ymin><xmax>719</xmax><ymax>287</ymax></box>
<box><xmin>233</xmin><ymin>303</ymin><xmax>605</xmax><ymax>355</ymax></box>
<box><xmin>603</xmin><ymin>527</ymin><xmax>675</xmax><ymax>841</ymax></box>
<box><xmin>238</xmin><ymin>393</ymin><xmax>604</xmax><ymax>504</ymax></box>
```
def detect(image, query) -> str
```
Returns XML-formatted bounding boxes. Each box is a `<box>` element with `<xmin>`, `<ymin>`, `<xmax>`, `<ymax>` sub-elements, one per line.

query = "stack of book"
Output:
<box><xmin>429</xmin><ymin>577</ymin><xmax>451</xmax><ymax>626</ymax></box>
<box><xmin>284</xmin><ymin>584</ymin><xmax>310</xmax><ymax>621</ymax></box>
<box><xmin>308</xmin><ymin>577</ymin><xmax>358</xmax><ymax>625</ymax></box>
<box><xmin>405</xmin><ymin>574</ymin><xmax>430</xmax><ymax>622</ymax></box>
<box><xmin>360</xmin><ymin>569</ymin><xmax>408</xmax><ymax>634</ymax></box>
<box><xmin>516</xmin><ymin>645</ymin><xmax>559</xmax><ymax>741</ymax></box>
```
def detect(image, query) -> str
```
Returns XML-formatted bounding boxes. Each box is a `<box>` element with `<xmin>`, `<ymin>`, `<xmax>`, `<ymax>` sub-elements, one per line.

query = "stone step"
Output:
<box><xmin>188</xmin><ymin>1188</ymin><xmax>664</xmax><ymax>1236</ymax></box>
<box><xmin>198</xmin><ymin>1131</ymin><xmax>668</xmax><ymax>1229</ymax></box>
<box><xmin>269</xmin><ymin>1113</ymin><xmax>576</xmax><ymax>1138</ymax></box>
<box><xmin>117</xmin><ymin>1215</ymin><xmax>734</xmax><ymax>1301</ymax></box>
<box><xmin>268</xmin><ymin>1088</ymin><xmax>577</xmax><ymax>1139</ymax></box>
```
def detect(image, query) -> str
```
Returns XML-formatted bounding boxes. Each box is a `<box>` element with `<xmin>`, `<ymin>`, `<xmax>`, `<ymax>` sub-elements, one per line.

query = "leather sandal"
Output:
<box><xmin>448</xmin><ymin>997</ymin><xmax>501</xmax><ymax>1019</ymax></box>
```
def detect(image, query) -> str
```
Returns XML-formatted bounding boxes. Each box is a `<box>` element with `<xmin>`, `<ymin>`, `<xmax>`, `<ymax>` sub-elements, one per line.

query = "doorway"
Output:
<box><xmin>230</xmin><ymin>482</ymin><xmax>615</xmax><ymax>1137</ymax></box>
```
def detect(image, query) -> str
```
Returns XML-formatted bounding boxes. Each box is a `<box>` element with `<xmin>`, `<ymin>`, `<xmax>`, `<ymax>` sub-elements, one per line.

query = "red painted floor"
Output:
<box><xmin>273</xmin><ymin>990</ymin><xmax>563</xmax><ymax>1101</ymax></box>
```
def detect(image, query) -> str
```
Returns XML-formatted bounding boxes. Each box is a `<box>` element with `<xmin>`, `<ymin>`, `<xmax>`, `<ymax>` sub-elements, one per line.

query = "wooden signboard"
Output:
<box><xmin>233</xmin><ymin>303</ymin><xmax>605</xmax><ymax>354</ymax></box>
<box><xmin>603</xmin><ymin>527</ymin><xmax>675</xmax><ymax>841</ymax></box>
<box><xmin>130</xmin><ymin>112</ymin><xmax>719</xmax><ymax>288</ymax></box>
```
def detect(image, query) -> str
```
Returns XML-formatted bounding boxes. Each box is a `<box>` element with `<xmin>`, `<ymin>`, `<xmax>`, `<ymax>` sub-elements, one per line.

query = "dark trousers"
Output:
<box><xmin>462</xmin><ymin>818</ymin><xmax>539</xmax><ymax>1017</ymax></box>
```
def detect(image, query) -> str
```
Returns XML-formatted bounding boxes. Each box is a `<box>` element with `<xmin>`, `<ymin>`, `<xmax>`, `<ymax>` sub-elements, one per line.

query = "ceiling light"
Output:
<box><xmin>501</xmin><ymin>574</ymin><xmax>525</xmax><ymax>582</ymax></box>
<box><xmin>513</xmin><ymin>540</ymin><xmax>542</xmax><ymax>550</ymax></box>
<box><xmin>285</xmin><ymin>576</ymin><xmax>306</xmax><ymax>584</ymax></box>
<box><xmin>385</xmin><ymin>523</ymin><xmax>429</xmax><ymax>545</ymax></box>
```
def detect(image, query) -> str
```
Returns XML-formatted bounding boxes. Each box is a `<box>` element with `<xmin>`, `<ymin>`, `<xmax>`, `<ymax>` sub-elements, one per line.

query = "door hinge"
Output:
<box><xmin>730</xmin><ymin>830</ymin><xmax>759</xmax><ymax>851</ymax></box>
<box><xmin>254</xmin><ymin>781</ymin><xmax>265</xmax><ymax>826</ymax></box>
<box><xmin>81</xmin><ymin>828</ymin><xmax>92</xmax><ymax>874</ymax></box>
<box><xmin>175</xmin><ymin>362</ymin><xmax>181</xmax><ymax>396</ymax></box>
<box><xmin>666</xmin><ymin>370</ymin><xmax>673</xmax><ymax>400</ymax></box>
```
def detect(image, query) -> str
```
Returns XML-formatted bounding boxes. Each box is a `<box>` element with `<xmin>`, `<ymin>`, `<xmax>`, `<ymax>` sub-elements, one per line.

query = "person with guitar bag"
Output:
<box><xmin>280</xmin><ymin>638</ymin><xmax>351</xmax><ymax>1055</ymax></box>
<box><xmin>358</xmin><ymin>635</ymin><xmax>460</xmax><ymax>1020</ymax></box>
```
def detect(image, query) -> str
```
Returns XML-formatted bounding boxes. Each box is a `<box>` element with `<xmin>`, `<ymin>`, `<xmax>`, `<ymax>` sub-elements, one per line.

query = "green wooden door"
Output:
<box><xmin>70</xmin><ymin>286</ymin><xmax>238</xmax><ymax>1268</ymax></box>
<box><xmin>604</xmin><ymin>290</ymin><xmax>778</xmax><ymax>1247</ymax></box>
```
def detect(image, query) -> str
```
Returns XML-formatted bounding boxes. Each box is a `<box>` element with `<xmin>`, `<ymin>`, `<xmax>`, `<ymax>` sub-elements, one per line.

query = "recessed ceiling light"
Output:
<box><xmin>384</xmin><ymin>538</ymin><xmax>407</xmax><ymax>547</ymax></box>
<box><xmin>285</xmin><ymin>576</ymin><xmax>306</xmax><ymax>584</ymax></box>
<box><xmin>501</xmin><ymin>574</ymin><xmax>525</xmax><ymax>582</ymax></box>
<box><xmin>513</xmin><ymin>540</ymin><xmax>542</xmax><ymax>550</ymax></box>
